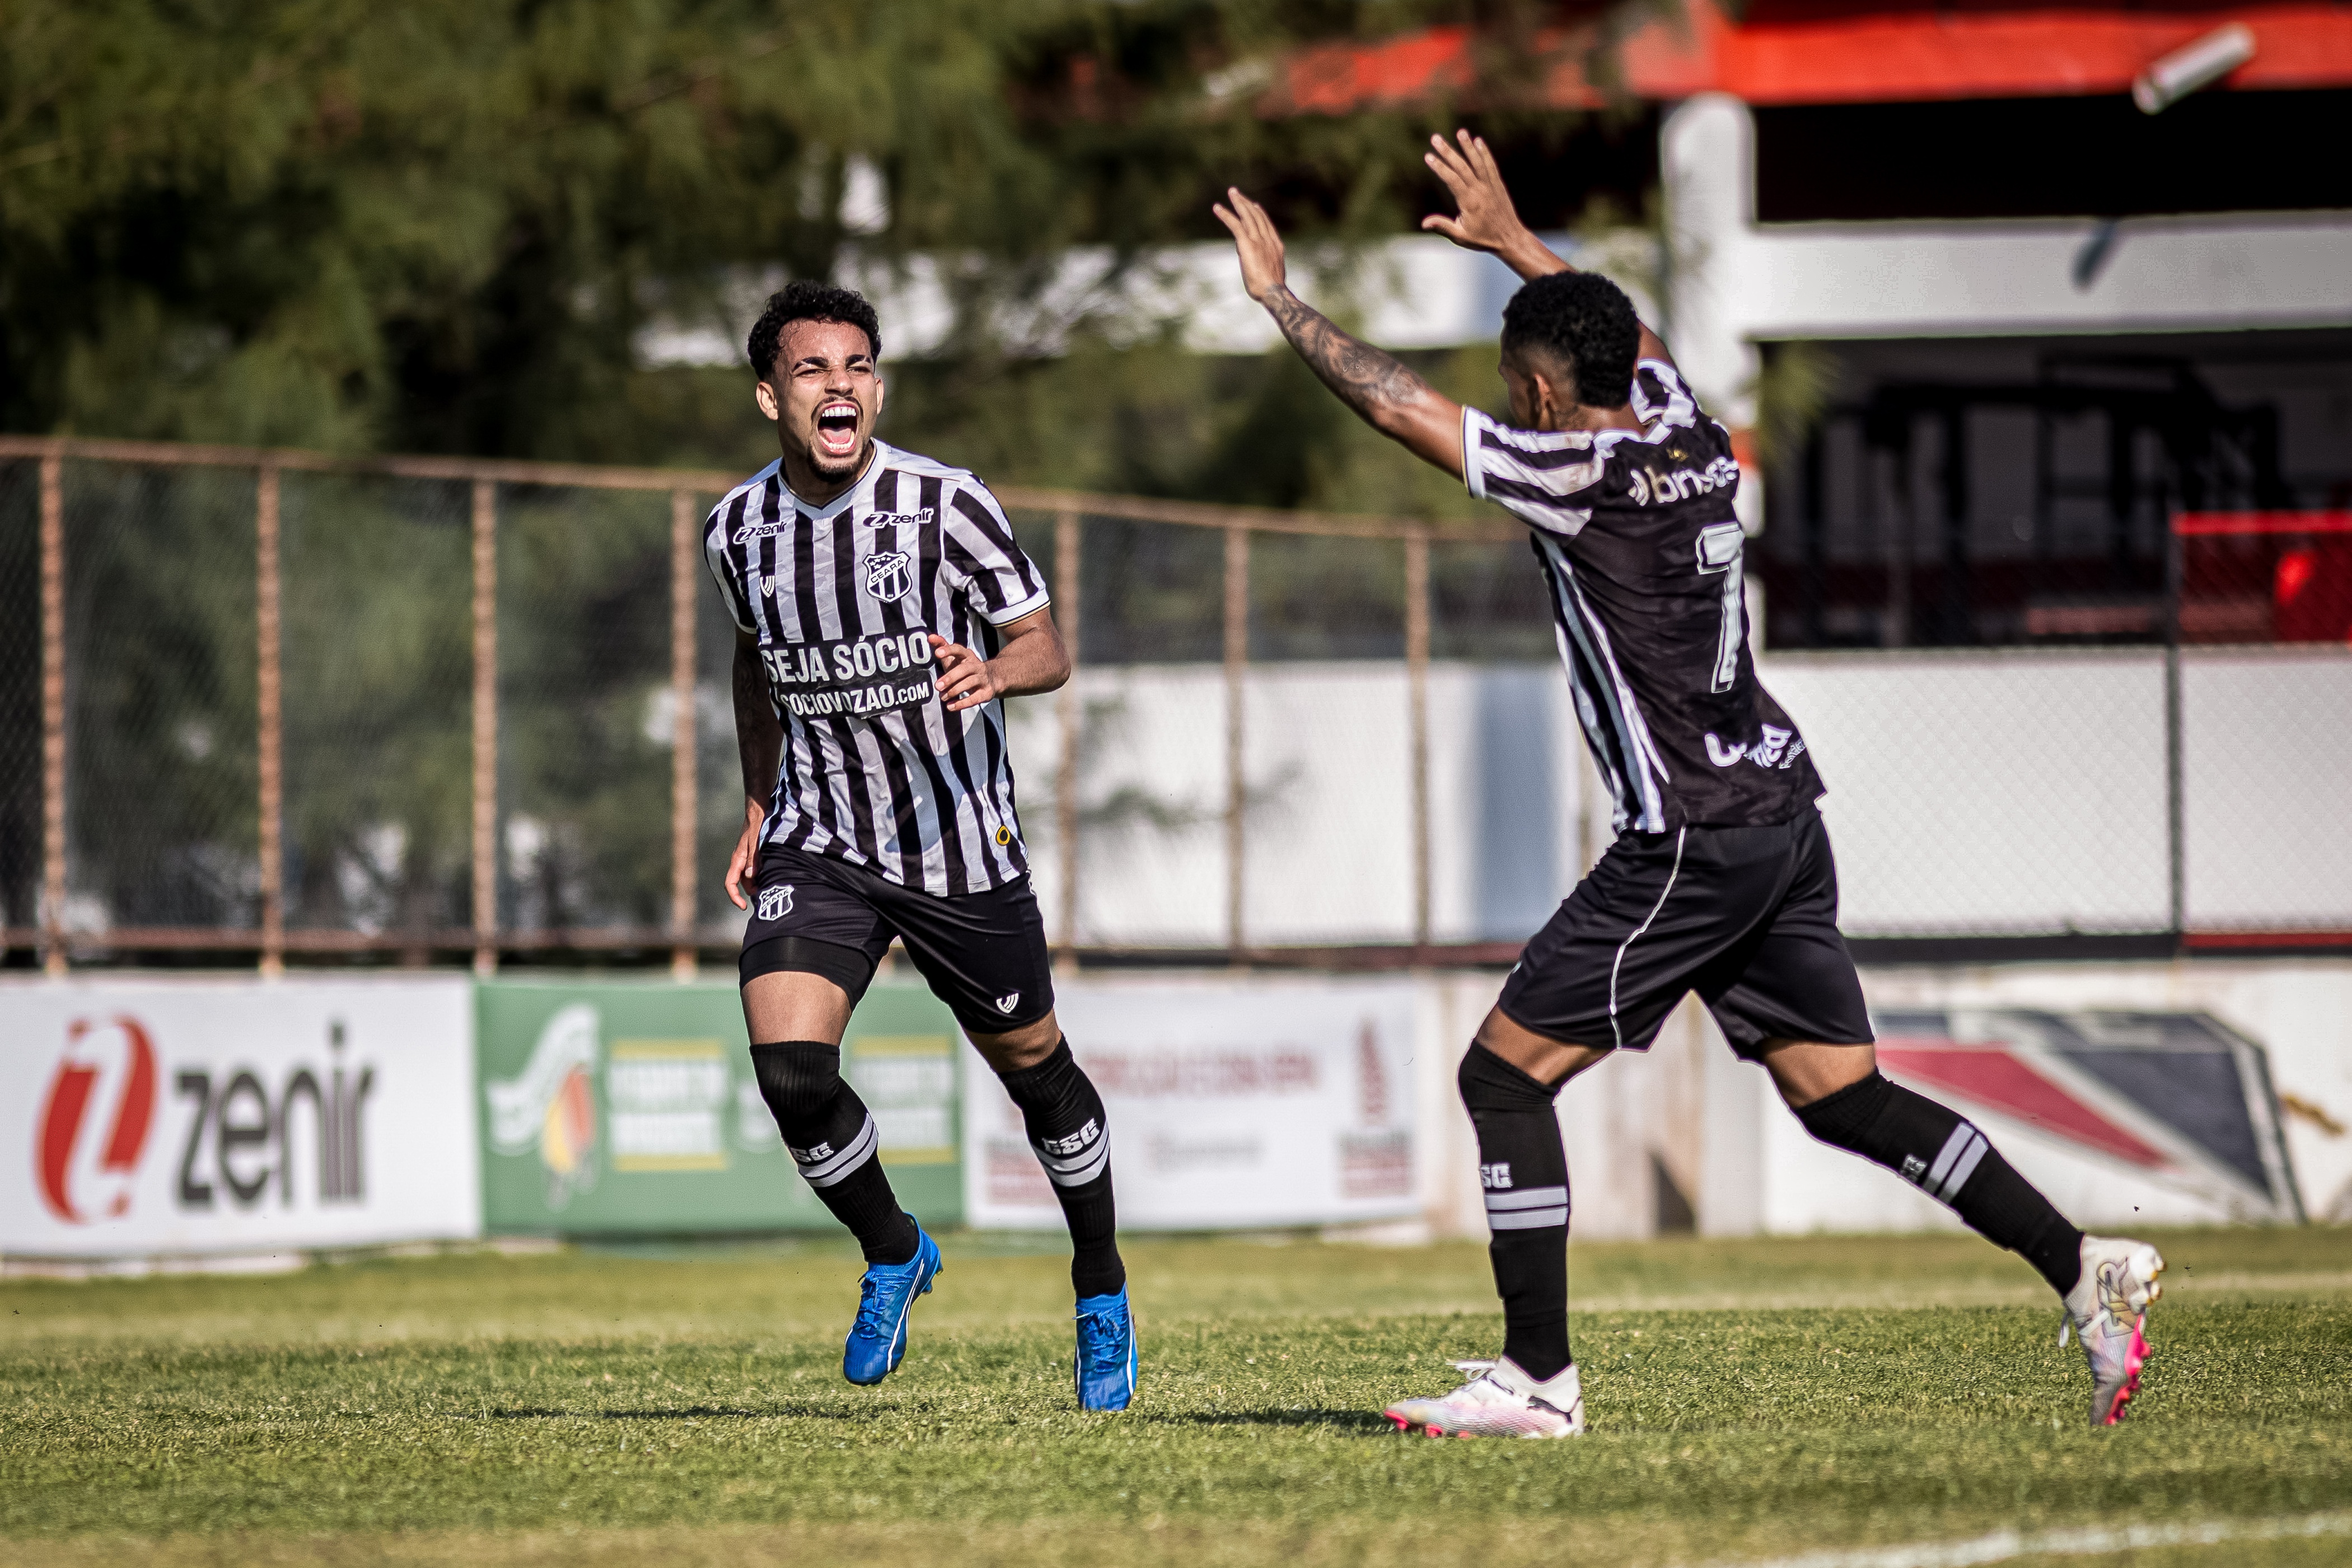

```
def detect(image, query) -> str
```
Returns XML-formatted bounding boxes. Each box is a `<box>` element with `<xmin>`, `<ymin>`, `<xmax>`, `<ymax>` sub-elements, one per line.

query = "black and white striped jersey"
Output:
<box><xmin>705</xmin><ymin>441</ymin><xmax>1049</xmax><ymax>895</ymax></box>
<box><xmin>1463</xmin><ymin>359</ymin><xmax>1823</xmax><ymax>835</ymax></box>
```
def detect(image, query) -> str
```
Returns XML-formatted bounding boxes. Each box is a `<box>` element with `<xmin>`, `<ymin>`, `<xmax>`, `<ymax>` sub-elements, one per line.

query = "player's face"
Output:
<box><xmin>756</xmin><ymin>319</ymin><xmax>885</xmax><ymax>479</ymax></box>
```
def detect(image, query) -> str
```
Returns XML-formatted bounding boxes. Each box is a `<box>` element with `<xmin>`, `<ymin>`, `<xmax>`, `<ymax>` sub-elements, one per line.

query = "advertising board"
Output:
<box><xmin>965</xmin><ymin>976</ymin><xmax>1422</xmax><ymax>1230</ymax></box>
<box><xmin>2</xmin><ymin>977</ymin><xmax>478</xmax><ymax>1258</ymax></box>
<box><xmin>476</xmin><ymin>980</ymin><xmax>962</xmax><ymax>1235</ymax></box>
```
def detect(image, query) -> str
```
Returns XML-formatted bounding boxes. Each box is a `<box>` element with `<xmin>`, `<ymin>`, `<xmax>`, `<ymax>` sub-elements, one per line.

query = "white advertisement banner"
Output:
<box><xmin>2</xmin><ymin>977</ymin><xmax>480</xmax><ymax>1257</ymax></box>
<box><xmin>965</xmin><ymin>977</ymin><xmax>1420</xmax><ymax>1230</ymax></box>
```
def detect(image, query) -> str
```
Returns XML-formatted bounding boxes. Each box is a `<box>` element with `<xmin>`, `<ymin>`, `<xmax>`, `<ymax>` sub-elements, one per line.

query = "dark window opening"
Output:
<box><xmin>1754</xmin><ymin>333</ymin><xmax>2352</xmax><ymax>650</ymax></box>
<box><xmin>1756</xmin><ymin>91</ymin><xmax>2352</xmax><ymax>223</ymax></box>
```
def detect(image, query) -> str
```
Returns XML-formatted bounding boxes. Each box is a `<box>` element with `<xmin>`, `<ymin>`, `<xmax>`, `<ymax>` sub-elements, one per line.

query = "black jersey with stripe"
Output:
<box><xmin>1462</xmin><ymin>360</ymin><xmax>1823</xmax><ymax>834</ymax></box>
<box><xmin>705</xmin><ymin>441</ymin><xmax>1048</xmax><ymax>896</ymax></box>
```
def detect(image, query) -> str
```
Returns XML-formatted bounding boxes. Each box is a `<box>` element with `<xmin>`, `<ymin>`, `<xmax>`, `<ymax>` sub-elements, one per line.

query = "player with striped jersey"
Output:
<box><xmin>710</xmin><ymin>281</ymin><xmax>1134</xmax><ymax>1410</ymax></box>
<box><xmin>1216</xmin><ymin>137</ymin><xmax>2162</xmax><ymax>1436</ymax></box>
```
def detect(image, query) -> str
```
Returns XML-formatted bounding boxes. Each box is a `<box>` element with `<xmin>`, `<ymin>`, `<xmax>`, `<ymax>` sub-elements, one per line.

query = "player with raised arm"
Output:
<box><xmin>1214</xmin><ymin>135</ymin><xmax>2163</xmax><ymax>1436</ymax></box>
<box><xmin>709</xmin><ymin>281</ymin><xmax>1134</xmax><ymax>1410</ymax></box>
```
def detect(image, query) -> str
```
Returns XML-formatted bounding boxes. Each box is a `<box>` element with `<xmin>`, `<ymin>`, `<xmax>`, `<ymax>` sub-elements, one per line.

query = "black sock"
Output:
<box><xmin>750</xmin><ymin>1042</ymin><xmax>918</xmax><ymax>1266</ymax></box>
<box><xmin>1796</xmin><ymin>1070</ymin><xmax>2083</xmax><ymax>1295</ymax></box>
<box><xmin>998</xmin><ymin>1039</ymin><xmax>1124</xmax><ymax>1299</ymax></box>
<box><xmin>1459</xmin><ymin>1043</ymin><xmax>1573</xmax><ymax>1381</ymax></box>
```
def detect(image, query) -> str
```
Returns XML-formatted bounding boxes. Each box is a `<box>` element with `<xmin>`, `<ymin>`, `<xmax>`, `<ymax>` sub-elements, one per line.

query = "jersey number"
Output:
<box><xmin>1695</xmin><ymin>522</ymin><xmax>1744</xmax><ymax>694</ymax></box>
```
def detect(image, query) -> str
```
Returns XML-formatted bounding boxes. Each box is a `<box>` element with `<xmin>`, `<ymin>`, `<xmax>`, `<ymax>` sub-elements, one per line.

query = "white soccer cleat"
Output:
<box><xmin>2060</xmin><ymin>1235</ymin><xmax>2165</xmax><ymax>1426</ymax></box>
<box><xmin>1383</xmin><ymin>1356</ymin><xmax>1584</xmax><ymax>1439</ymax></box>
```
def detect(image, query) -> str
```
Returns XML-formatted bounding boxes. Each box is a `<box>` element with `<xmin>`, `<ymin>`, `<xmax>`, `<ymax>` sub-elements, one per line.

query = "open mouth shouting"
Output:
<box><xmin>813</xmin><ymin>399</ymin><xmax>863</xmax><ymax>464</ymax></box>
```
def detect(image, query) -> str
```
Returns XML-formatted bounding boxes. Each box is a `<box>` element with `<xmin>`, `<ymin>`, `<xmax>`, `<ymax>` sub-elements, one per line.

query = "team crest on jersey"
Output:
<box><xmin>863</xmin><ymin>551</ymin><xmax>914</xmax><ymax>602</ymax></box>
<box><xmin>756</xmin><ymin>884</ymin><xmax>794</xmax><ymax>922</ymax></box>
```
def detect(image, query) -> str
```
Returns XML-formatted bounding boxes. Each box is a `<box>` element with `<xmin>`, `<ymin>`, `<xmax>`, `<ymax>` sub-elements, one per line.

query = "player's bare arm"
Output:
<box><xmin>724</xmin><ymin>628</ymin><xmax>784</xmax><ymax>911</ymax></box>
<box><xmin>929</xmin><ymin>606</ymin><xmax>1069</xmax><ymax>713</ymax></box>
<box><xmin>1213</xmin><ymin>188</ymin><xmax>1466</xmax><ymax>479</ymax></box>
<box><xmin>1420</xmin><ymin>129</ymin><xmax>1676</xmax><ymax>369</ymax></box>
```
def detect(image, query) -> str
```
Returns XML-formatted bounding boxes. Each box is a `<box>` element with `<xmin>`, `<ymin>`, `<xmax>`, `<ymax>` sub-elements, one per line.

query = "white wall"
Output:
<box><xmin>1661</xmin><ymin>92</ymin><xmax>2352</xmax><ymax>425</ymax></box>
<box><xmin>1009</xmin><ymin>648</ymin><xmax>2352</xmax><ymax>948</ymax></box>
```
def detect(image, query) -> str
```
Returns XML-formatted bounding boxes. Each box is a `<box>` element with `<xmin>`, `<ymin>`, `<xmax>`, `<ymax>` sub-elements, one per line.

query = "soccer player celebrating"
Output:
<box><xmin>708</xmin><ymin>280</ymin><xmax>1135</xmax><ymax>1410</ymax></box>
<box><xmin>1214</xmin><ymin>137</ymin><xmax>2163</xmax><ymax>1436</ymax></box>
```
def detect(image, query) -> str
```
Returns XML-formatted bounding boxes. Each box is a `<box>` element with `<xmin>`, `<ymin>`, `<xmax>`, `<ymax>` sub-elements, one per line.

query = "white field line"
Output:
<box><xmin>1717</xmin><ymin>1510</ymin><xmax>2352</xmax><ymax>1568</ymax></box>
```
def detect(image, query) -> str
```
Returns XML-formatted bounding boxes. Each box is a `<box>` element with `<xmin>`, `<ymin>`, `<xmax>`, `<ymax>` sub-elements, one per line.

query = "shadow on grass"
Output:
<box><xmin>1152</xmin><ymin>1408</ymin><xmax>1395</xmax><ymax>1433</ymax></box>
<box><xmin>478</xmin><ymin>1406</ymin><xmax>859</xmax><ymax>1421</ymax></box>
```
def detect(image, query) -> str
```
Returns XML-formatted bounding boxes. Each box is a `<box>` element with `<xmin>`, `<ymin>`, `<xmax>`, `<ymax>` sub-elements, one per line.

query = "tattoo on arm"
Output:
<box><xmin>1263</xmin><ymin>288</ymin><xmax>1435</xmax><ymax>424</ymax></box>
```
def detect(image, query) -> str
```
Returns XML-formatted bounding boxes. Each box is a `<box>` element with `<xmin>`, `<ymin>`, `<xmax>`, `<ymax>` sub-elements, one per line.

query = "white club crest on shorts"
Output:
<box><xmin>756</xmin><ymin>884</ymin><xmax>794</xmax><ymax>923</ymax></box>
<box><xmin>863</xmin><ymin>551</ymin><xmax>913</xmax><ymax>602</ymax></box>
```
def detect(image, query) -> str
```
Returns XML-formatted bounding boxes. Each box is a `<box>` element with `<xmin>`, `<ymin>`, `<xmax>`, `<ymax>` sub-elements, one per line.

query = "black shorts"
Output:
<box><xmin>737</xmin><ymin>844</ymin><xmax>1055</xmax><ymax>1035</ymax></box>
<box><xmin>1497</xmin><ymin>807</ymin><xmax>1873</xmax><ymax>1059</ymax></box>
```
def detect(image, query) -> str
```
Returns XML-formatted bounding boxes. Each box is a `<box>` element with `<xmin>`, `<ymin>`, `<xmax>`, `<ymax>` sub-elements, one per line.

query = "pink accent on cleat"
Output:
<box><xmin>2099</xmin><ymin>1314</ymin><xmax>2152</xmax><ymax>1425</ymax></box>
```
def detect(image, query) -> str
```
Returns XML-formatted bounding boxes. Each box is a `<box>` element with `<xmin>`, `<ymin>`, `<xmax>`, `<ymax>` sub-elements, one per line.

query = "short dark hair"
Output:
<box><xmin>1499</xmin><ymin>272</ymin><xmax>1639</xmax><ymax>409</ymax></box>
<box><xmin>747</xmin><ymin>280</ymin><xmax>882</xmax><ymax>378</ymax></box>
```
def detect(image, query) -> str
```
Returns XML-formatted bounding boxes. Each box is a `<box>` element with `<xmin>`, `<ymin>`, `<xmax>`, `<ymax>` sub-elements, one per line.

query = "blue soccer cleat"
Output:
<box><xmin>842</xmin><ymin>1223</ymin><xmax>942</xmax><ymax>1386</ymax></box>
<box><xmin>1074</xmin><ymin>1287</ymin><xmax>1138</xmax><ymax>1411</ymax></box>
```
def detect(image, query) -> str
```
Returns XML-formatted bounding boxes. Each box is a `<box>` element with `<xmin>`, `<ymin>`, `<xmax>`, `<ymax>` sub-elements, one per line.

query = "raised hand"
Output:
<box><xmin>1212</xmin><ymin>187</ymin><xmax>1289</xmax><ymax>303</ymax></box>
<box><xmin>1420</xmin><ymin>130</ymin><xmax>1567</xmax><ymax>281</ymax></box>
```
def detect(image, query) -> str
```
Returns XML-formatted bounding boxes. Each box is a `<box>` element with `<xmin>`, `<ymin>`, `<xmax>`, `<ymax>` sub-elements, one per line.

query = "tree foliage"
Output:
<box><xmin>2</xmin><ymin>0</ymin><xmax>1583</xmax><ymax>465</ymax></box>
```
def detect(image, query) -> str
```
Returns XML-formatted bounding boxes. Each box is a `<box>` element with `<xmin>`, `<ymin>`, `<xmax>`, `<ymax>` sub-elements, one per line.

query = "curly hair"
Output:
<box><xmin>746</xmin><ymin>280</ymin><xmax>882</xmax><ymax>378</ymax></box>
<box><xmin>1499</xmin><ymin>272</ymin><xmax>1639</xmax><ymax>410</ymax></box>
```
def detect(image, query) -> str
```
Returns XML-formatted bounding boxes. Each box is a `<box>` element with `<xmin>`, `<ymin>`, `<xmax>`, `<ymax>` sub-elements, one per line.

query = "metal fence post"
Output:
<box><xmin>1405</xmin><ymin>528</ymin><xmax>1432</xmax><ymax>952</ymax></box>
<box><xmin>39</xmin><ymin>446</ymin><xmax>66</xmax><ymax>976</ymax></box>
<box><xmin>1055</xmin><ymin>507</ymin><xmax>1081</xmax><ymax>958</ymax></box>
<box><xmin>669</xmin><ymin>490</ymin><xmax>699</xmax><ymax>980</ymax></box>
<box><xmin>471</xmin><ymin>480</ymin><xmax>498</xmax><ymax>978</ymax></box>
<box><xmin>2164</xmin><ymin>512</ymin><xmax>2186</xmax><ymax>940</ymax></box>
<box><xmin>1223</xmin><ymin>525</ymin><xmax>1249</xmax><ymax>961</ymax></box>
<box><xmin>256</xmin><ymin>466</ymin><xmax>286</xmax><ymax>977</ymax></box>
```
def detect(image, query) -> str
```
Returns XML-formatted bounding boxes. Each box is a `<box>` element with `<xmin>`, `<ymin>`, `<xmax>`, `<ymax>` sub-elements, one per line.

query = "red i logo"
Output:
<box><xmin>35</xmin><ymin>1017</ymin><xmax>159</xmax><ymax>1223</ymax></box>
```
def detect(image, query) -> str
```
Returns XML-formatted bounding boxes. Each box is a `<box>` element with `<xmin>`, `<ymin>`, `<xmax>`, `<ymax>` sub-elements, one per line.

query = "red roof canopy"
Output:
<box><xmin>1261</xmin><ymin>2</ymin><xmax>2352</xmax><ymax>111</ymax></box>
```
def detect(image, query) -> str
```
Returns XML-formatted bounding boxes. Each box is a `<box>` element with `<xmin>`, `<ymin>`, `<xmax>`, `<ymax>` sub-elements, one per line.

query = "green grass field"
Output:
<box><xmin>4</xmin><ymin>1227</ymin><xmax>2350</xmax><ymax>1567</ymax></box>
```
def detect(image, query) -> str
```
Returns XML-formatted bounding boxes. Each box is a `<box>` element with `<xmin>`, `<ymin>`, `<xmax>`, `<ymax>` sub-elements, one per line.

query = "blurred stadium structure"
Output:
<box><xmin>3</xmin><ymin>434</ymin><xmax>2347</xmax><ymax>976</ymax></box>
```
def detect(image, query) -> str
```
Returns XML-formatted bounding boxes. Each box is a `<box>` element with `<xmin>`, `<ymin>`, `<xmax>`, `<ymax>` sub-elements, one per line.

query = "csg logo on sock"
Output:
<box><xmin>1480</xmin><ymin>1162</ymin><xmax>1513</xmax><ymax>1190</ymax></box>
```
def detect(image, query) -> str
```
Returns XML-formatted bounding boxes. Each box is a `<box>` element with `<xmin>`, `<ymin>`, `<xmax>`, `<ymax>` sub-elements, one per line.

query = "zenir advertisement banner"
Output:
<box><xmin>476</xmin><ymin>980</ymin><xmax>962</xmax><ymax>1235</ymax></box>
<box><xmin>2</xmin><ymin>977</ymin><xmax>479</xmax><ymax>1258</ymax></box>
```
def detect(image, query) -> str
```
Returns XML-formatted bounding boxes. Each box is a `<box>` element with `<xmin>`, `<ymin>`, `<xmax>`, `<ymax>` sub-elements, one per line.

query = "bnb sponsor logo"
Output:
<box><xmin>1626</xmin><ymin>453</ymin><xmax>1740</xmax><ymax>507</ymax></box>
<box><xmin>33</xmin><ymin>1015</ymin><xmax>377</xmax><ymax>1225</ymax></box>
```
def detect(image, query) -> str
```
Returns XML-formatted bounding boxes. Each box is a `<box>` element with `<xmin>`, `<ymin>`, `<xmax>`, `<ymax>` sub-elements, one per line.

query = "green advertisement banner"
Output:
<box><xmin>476</xmin><ymin>980</ymin><xmax>962</xmax><ymax>1235</ymax></box>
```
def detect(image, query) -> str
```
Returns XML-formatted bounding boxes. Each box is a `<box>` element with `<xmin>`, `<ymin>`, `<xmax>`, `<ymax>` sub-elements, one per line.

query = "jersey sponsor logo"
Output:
<box><xmin>994</xmin><ymin>825</ymin><xmax>1012</xmax><ymax>846</ymax></box>
<box><xmin>863</xmin><ymin>551</ymin><xmax>914</xmax><ymax>602</ymax></box>
<box><xmin>1627</xmin><ymin>453</ymin><xmax>1740</xmax><ymax>507</ymax></box>
<box><xmin>1704</xmin><ymin>723</ymin><xmax>1795</xmax><ymax>769</ymax></box>
<box><xmin>756</xmin><ymin>884</ymin><xmax>793</xmax><ymax>922</ymax></box>
<box><xmin>863</xmin><ymin>508</ymin><xmax>936</xmax><ymax>530</ymax></box>
<box><xmin>732</xmin><ymin>514</ymin><xmax>793</xmax><ymax>544</ymax></box>
<box><xmin>1480</xmin><ymin>1161</ymin><xmax>1513</xmax><ymax>1190</ymax></box>
<box><xmin>761</xmin><ymin>630</ymin><xmax>938</xmax><ymax>719</ymax></box>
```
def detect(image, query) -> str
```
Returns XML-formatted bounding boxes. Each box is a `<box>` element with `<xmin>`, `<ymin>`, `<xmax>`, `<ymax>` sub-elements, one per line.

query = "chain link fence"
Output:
<box><xmin>3</xmin><ymin>436</ymin><xmax>2346</xmax><ymax>973</ymax></box>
